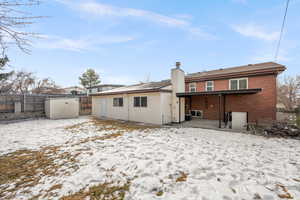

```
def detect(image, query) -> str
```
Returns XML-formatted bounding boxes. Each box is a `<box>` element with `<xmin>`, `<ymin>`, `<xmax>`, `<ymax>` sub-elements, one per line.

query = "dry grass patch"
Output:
<box><xmin>65</xmin><ymin>118</ymin><xmax>159</xmax><ymax>134</ymax></box>
<box><xmin>64</xmin><ymin>121</ymin><xmax>92</xmax><ymax>133</ymax></box>
<box><xmin>156</xmin><ymin>190</ymin><xmax>164</xmax><ymax>196</ymax></box>
<box><xmin>60</xmin><ymin>181</ymin><xmax>131</xmax><ymax>200</ymax></box>
<box><xmin>48</xmin><ymin>184</ymin><xmax>63</xmax><ymax>192</ymax></box>
<box><xmin>0</xmin><ymin>147</ymin><xmax>79</xmax><ymax>199</ymax></box>
<box><xmin>277</xmin><ymin>184</ymin><xmax>294</xmax><ymax>199</ymax></box>
<box><xmin>91</xmin><ymin>118</ymin><xmax>159</xmax><ymax>131</ymax></box>
<box><xmin>65</xmin><ymin>118</ymin><xmax>159</xmax><ymax>146</ymax></box>
<box><xmin>175</xmin><ymin>172</ymin><xmax>188</xmax><ymax>182</ymax></box>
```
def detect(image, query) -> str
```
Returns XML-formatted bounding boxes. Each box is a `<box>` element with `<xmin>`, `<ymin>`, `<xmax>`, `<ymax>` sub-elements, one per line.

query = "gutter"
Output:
<box><xmin>90</xmin><ymin>88</ymin><xmax>172</xmax><ymax>97</ymax></box>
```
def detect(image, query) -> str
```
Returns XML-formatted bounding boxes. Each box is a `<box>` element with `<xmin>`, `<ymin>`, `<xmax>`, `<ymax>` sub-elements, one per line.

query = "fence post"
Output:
<box><xmin>296</xmin><ymin>105</ymin><xmax>300</xmax><ymax>128</ymax></box>
<box><xmin>33</xmin><ymin>96</ymin><xmax>36</xmax><ymax>112</ymax></box>
<box><xmin>23</xmin><ymin>94</ymin><xmax>26</xmax><ymax>112</ymax></box>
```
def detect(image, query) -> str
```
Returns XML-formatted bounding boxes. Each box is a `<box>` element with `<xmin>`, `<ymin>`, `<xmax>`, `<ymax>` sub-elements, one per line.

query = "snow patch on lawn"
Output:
<box><xmin>0</xmin><ymin>117</ymin><xmax>91</xmax><ymax>155</ymax></box>
<box><xmin>0</xmin><ymin>119</ymin><xmax>300</xmax><ymax>199</ymax></box>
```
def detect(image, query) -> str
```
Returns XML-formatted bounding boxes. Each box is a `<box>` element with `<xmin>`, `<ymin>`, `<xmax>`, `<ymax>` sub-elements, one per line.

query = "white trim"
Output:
<box><xmin>229</xmin><ymin>77</ymin><xmax>248</xmax><ymax>90</ymax></box>
<box><xmin>189</xmin><ymin>82</ymin><xmax>197</xmax><ymax>92</ymax></box>
<box><xmin>205</xmin><ymin>81</ymin><xmax>214</xmax><ymax>91</ymax></box>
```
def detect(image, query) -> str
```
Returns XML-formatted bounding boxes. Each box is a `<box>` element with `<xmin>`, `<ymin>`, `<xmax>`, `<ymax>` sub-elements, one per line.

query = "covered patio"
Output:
<box><xmin>176</xmin><ymin>88</ymin><xmax>262</xmax><ymax>129</ymax></box>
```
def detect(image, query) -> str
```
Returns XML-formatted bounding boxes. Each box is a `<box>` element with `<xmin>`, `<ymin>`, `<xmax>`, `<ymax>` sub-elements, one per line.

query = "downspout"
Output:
<box><xmin>223</xmin><ymin>95</ymin><xmax>226</xmax><ymax>122</ymax></box>
<box><xmin>127</xmin><ymin>94</ymin><xmax>130</xmax><ymax>121</ymax></box>
<box><xmin>218</xmin><ymin>94</ymin><xmax>222</xmax><ymax>128</ymax></box>
<box><xmin>179</xmin><ymin>97</ymin><xmax>181</xmax><ymax>123</ymax></box>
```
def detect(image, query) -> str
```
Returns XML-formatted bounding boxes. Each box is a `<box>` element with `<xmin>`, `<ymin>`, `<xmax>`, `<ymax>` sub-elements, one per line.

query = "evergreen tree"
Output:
<box><xmin>0</xmin><ymin>56</ymin><xmax>13</xmax><ymax>81</ymax></box>
<box><xmin>79</xmin><ymin>69</ymin><xmax>101</xmax><ymax>88</ymax></box>
<box><xmin>0</xmin><ymin>56</ymin><xmax>14</xmax><ymax>93</ymax></box>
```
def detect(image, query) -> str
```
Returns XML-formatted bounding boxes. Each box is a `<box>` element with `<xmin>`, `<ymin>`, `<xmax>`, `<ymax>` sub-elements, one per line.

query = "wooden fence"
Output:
<box><xmin>79</xmin><ymin>96</ymin><xmax>92</xmax><ymax>115</ymax></box>
<box><xmin>0</xmin><ymin>94</ymin><xmax>91</xmax><ymax>115</ymax></box>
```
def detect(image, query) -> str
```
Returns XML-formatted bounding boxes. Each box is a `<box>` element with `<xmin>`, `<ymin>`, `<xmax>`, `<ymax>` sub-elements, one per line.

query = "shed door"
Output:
<box><xmin>99</xmin><ymin>98</ymin><xmax>107</xmax><ymax>117</ymax></box>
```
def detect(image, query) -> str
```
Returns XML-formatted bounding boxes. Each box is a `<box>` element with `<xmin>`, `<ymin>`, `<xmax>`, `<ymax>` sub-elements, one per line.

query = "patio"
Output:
<box><xmin>179</xmin><ymin>118</ymin><xmax>234</xmax><ymax>131</ymax></box>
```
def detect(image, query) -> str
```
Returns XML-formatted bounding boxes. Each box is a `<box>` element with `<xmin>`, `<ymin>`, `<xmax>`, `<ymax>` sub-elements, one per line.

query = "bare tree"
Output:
<box><xmin>278</xmin><ymin>75</ymin><xmax>300</xmax><ymax>111</ymax></box>
<box><xmin>0</xmin><ymin>0</ymin><xmax>42</xmax><ymax>54</ymax></box>
<box><xmin>10</xmin><ymin>70</ymin><xmax>36</xmax><ymax>94</ymax></box>
<box><xmin>32</xmin><ymin>78</ymin><xmax>65</xmax><ymax>94</ymax></box>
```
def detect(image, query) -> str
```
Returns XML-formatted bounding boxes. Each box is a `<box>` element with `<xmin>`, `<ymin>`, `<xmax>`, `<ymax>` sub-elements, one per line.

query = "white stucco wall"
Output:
<box><xmin>92</xmin><ymin>95</ymin><xmax>128</xmax><ymax>120</ymax></box>
<box><xmin>92</xmin><ymin>97</ymin><xmax>101</xmax><ymax>117</ymax></box>
<box><xmin>128</xmin><ymin>92</ymin><xmax>162</xmax><ymax>124</ymax></box>
<box><xmin>105</xmin><ymin>94</ymin><xmax>129</xmax><ymax>121</ymax></box>
<box><xmin>92</xmin><ymin>92</ymin><xmax>172</xmax><ymax>125</ymax></box>
<box><xmin>160</xmin><ymin>92</ymin><xmax>172</xmax><ymax>124</ymax></box>
<box><xmin>45</xmin><ymin>98</ymin><xmax>79</xmax><ymax>119</ymax></box>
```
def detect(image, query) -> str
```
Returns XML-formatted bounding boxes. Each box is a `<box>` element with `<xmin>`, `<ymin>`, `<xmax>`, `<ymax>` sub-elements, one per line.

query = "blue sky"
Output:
<box><xmin>7</xmin><ymin>0</ymin><xmax>300</xmax><ymax>87</ymax></box>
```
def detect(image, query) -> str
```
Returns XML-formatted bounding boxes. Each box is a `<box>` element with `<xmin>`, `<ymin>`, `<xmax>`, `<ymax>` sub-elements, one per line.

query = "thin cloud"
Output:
<box><xmin>78</xmin><ymin>1</ymin><xmax>188</xmax><ymax>27</ymax></box>
<box><xmin>57</xmin><ymin>0</ymin><xmax>215</xmax><ymax>40</ymax></box>
<box><xmin>232</xmin><ymin>24</ymin><xmax>279</xmax><ymax>41</ymax></box>
<box><xmin>36</xmin><ymin>35</ymin><xmax>134</xmax><ymax>52</ymax></box>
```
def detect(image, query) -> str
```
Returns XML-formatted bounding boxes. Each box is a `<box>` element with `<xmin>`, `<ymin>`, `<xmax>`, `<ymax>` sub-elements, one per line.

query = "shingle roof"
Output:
<box><xmin>186</xmin><ymin>62</ymin><xmax>285</xmax><ymax>79</ymax></box>
<box><xmin>92</xmin><ymin>80</ymin><xmax>171</xmax><ymax>96</ymax></box>
<box><xmin>92</xmin><ymin>62</ymin><xmax>286</xmax><ymax>96</ymax></box>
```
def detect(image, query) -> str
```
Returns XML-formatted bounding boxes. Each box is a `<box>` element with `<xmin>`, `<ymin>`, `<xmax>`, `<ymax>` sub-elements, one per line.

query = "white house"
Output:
<box><xmin>91</xmin><ymin>63</ymin><xmax>185</xmax><ymax>125</ymax></box>
<box><xmin>63</xmin><ymin>86</ymin><xmax>86</xmax><ymax>95</ymax></box>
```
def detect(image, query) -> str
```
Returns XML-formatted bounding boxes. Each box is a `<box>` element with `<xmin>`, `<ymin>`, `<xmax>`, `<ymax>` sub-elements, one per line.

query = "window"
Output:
<box><xmin>113</xmin><ymin>98</ymin><xmax>123</xmax><ymax>107</ymax></box>
<box><xmin>141</xmin><ymin>97</ymin><xmax>147</xmax><ymax>107</ymax></box>
<box><xmin>239</xmin><ymin>79</ymin><xmax>247</xmax><ymax>89</ymax></box>
<box><xmin>134</xmin><ymin>97</ymin><xmax>140</xmax><ymax>107</ymax></box>
<box><xmin>205</xmin><ymin>81</ymin><xmax>214</xmax><ymax>91</ymax></box>
<box><xmin>134</xmin><ymin>96</ymin><xmax>147</xmax><ymax>107</ymax></box>
<box><xmin>189</xmin><ymin>83</ymin><xmax>197</xmax><ymax>92</ymax></box>
<box><xmin>230</xmin><ymin>78</ymin><xmax>248</xmax><ymax>90</ymax></box>
<box><xmin>230</xmin><ymin>80</ymin><xmax>238</xmax><ymax>90</ymax></box>
<box><xmin>97</xmin><ymin>87</ymin><xmax>102</xmax><ymax>92</ymax></box>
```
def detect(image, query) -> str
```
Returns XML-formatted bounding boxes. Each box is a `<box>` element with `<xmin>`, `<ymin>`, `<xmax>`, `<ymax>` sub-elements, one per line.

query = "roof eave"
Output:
<box><xmin>185</xmin><ymin>66</ymin><xmax>286</xmax><ymax>82</ymax></box>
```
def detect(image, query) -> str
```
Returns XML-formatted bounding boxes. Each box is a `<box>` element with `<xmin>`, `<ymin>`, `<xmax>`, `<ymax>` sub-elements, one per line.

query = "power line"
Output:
<box><xmin>274</xmin><ymin>0</ymin><xmax>290</xmax><ymax>61</ymax></box>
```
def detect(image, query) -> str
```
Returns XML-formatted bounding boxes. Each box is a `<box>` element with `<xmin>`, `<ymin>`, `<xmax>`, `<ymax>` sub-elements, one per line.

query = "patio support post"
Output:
<box><xmin>223</xmin><ymin>95</ymin><xmax>226</xmax><ymax>122</ymax></box>
<box><xmin>218</xmin><ymin>94</ymin><xmax>222</xmax><ymax>128</ymax></box>
<box><xmin>189</xmin><ymin>96</ymin><xmax>192</xmax><ymax>113</ymax></box>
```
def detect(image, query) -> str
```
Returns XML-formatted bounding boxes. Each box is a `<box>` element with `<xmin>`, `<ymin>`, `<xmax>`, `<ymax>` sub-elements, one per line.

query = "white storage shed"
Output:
<box><xmin>45</xmin><ymin>97</ymin><xmax>79</xmax><ymax>119</ymax></box>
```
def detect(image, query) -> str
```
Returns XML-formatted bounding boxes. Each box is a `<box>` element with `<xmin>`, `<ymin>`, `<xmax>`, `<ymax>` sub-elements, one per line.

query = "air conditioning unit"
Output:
<box><xmin>191</xmin><ymin>110</ymin><xmax>203</xmax><ymax>119</ymax></box>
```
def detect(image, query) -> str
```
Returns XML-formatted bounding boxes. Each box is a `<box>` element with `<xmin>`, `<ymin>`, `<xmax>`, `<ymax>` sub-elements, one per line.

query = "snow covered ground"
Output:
<box><xmin>0</xmin><ymin>117</ymin><xmax>300</xmax><ymax>200</ymax></box>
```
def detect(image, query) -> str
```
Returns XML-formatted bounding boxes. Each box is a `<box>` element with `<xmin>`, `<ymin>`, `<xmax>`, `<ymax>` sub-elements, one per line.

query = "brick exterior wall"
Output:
<box><xmin>186</xmin><ymin>74</ymin><xmax>277</xmax><ymax>123</ymax></box>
